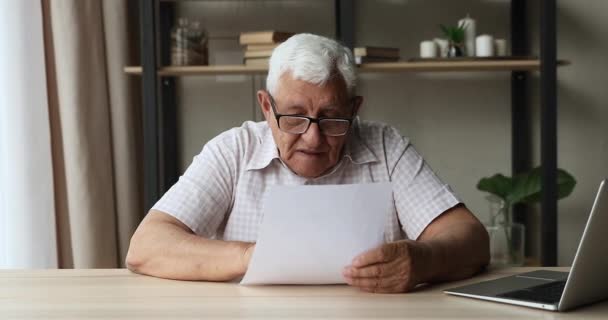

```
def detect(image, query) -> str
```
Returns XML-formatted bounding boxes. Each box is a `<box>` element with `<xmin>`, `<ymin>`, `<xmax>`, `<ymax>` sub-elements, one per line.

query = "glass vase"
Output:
<box><xmin>485</xmin><ymin>196</ymin><xmax>525</xmax><ymax>266</ymax></box>
<box><xmin>447</xmin><ymin>42</ymin><xmax>464</xmax><ymax>57</ymax></box>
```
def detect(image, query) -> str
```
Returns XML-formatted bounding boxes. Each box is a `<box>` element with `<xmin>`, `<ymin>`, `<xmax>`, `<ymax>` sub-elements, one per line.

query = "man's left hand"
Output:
<box><xmin>342</xmin><ymin>240</ymin><xmax>429</xmax><ymax>293</ymax></box>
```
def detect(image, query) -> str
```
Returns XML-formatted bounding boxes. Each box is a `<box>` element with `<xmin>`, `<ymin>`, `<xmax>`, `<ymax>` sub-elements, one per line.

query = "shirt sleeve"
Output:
<box><xmin>152</xmin><ymin>133</ymin><xmax>237</xmax><ymax>237</ymax></box>
<box><xmin>384</xmin><ymin>127</ymin><xmax>461</xmax><ymax>240</ymax></box>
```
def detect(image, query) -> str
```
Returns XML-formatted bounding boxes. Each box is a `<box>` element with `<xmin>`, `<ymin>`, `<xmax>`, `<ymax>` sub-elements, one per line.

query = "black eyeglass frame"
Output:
<box><xmin>266</xmin><ymin>92</ymin><xmax>357</xmax><ymax>137</ymax></box>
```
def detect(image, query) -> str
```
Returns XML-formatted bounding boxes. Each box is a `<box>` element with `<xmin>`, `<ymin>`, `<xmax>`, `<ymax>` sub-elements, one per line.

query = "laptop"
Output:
<box><xmin>444</xmin><ymin>179</ymin><xmax>608</xmax><ymax>311</ymax></box>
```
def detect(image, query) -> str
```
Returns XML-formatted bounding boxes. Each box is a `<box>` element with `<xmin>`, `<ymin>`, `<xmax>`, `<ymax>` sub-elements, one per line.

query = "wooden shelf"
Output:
<box><xmin>124</xmin><ymin>59</ymin><xmax>570</xmax><ymax>76</ymax></box>
<box><xmin>359</xmin><ymin>59</ymin><xmax>570</xmax><ymax>72</ymax></box>
<box><xmin>124</xmin><ymin>65</ymin><xmax>268</xmax><ymax>76</ymax></box>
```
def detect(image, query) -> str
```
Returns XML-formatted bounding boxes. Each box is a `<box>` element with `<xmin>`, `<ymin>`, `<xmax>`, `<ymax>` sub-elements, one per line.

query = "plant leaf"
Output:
<box><xmin>454</xmin><ymin>29</ymin><xmax>465</xmax><ymax>43</ymax></box>
<box><xmin>477</xmin><ymin>174</ymin><xmax>513</xmax><ymax>200</ymax></box>
<box><xmin>518</xmin><ymin>168</ymin><xmax>577</xmax><ymax>203</ymax></box>
<box><xmin>505</xmin><ymin>167</ymin><xmax>577</xmax><ymax>204</ymax></box>
<box><xmin>440</xmin><ymin>24</ymin><xmax>468</xmax><ymax>43</ymax></box>
<box><xmin>506</xmin><ymin>169</ymin><xmax>541</xmax><ymax>204</ymax></box>
<box><xmin>459</xmin><ymin>21</ymin><xmax>469</xmax><ymax>31</ymax></box>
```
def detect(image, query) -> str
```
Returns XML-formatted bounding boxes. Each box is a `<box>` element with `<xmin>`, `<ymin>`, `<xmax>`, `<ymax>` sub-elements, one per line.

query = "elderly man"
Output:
<box><xmin>126</xmin><ymin>33</ymin><xmax>489</xmax><ymax>293</ymax></box>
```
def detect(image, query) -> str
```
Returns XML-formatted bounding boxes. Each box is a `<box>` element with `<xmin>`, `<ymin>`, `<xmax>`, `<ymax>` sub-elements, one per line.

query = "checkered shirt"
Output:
<box><xmin>152</xmin><ymin>120</ymin><xmax>461</xmax><ymax>242</ymax></box>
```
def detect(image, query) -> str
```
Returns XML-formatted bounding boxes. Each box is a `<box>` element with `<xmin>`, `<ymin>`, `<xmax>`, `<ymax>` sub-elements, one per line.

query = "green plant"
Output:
<box><xmin>440</xmin><ymin>23</ymin><xmax>467</xmax><ymax>44</ymax></box>
<box><xmin>477</xmin><ymin>166</ymin><xmax>577</xmax><ymax>213</ymax></box>
<box><xmin>478</xmin><ymin>167</ymin><xmax>576</xmax><ymax>265</ymax></box>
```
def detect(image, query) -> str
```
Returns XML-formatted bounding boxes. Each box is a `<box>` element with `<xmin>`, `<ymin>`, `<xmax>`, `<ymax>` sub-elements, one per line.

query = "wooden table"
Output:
<box><xmin>1</xmin><ymin>267</ymin><xmax>606</xmax><ymax>319</ymax></box>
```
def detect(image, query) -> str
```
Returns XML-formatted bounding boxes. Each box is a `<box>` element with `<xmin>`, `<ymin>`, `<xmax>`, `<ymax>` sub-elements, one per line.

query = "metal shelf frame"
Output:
<box><xmin>138</xmin><ymin>0</ymin><xmax>559</xmax><ymax>266</ymax></box>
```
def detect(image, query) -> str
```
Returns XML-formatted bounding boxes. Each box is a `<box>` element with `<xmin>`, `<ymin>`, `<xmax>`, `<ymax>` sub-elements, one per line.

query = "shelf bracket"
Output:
<box><xmin>510</xmin><ymin>0</ymin><xmax>531</xmax><ymax>253</ymax></box>
<box><xmin>335</xmin><ymin>0</ymin><xmax>355</xmax><ymax>49</ymax></box>
<box><xmin>540</xmin><ymin>0</ymin><xmax>558</xmax><ymax>267</ymax></box>
<box><xmin>140</xmin><ymin>0</ymin><xmax>160</xmax><ymax>212</ymax></box>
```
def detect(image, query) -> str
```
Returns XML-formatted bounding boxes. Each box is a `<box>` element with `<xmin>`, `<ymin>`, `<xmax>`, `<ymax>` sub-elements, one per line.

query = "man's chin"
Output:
<box><xmin>283</xmin><ymin>153</ymin><xmax>337</xmax><ymax>178</ymax></box>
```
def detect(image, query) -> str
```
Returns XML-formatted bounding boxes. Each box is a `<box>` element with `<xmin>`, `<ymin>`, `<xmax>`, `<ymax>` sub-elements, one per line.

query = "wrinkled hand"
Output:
<box><xmin>342</xmin><ymin>240</ymin><xmax>428</xmax><ymax>293</ymax></box>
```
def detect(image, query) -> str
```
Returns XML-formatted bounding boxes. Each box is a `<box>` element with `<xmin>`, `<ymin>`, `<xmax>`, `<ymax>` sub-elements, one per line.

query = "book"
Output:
<box><xmin>355</xmin><ymin>56</ymin><xmax>399</xmax><ymax>64</ymax></box>
<box><xmin>246</xmin><ymin>43</ymin><xmax>280</xmax><ymax>51</ymax></box>
<box><xmin>244</xmin><ymin>57</ymin><xmax>270</xmax><ymax>67</ymax></box>
<box><xmin>239</xmin><ymin>31</ymin><xmax>294</xmax><ymax>45</ymax></box>
<box><xmin>354</xmin><ymin>46</ymin><xmax>400</xmax><ymax>59</ymax></box>
<box><xmin>244</xmin><ymin>49</ymin><xmax>275</xmax><ymax>59</ymax></box>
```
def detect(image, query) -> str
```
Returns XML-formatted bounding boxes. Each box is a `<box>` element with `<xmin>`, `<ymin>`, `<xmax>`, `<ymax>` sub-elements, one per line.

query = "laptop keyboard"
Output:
<box><xmin>498</xmin><ymin>281</ymin><xmax>566</xmax><ymax>304</ymax></box>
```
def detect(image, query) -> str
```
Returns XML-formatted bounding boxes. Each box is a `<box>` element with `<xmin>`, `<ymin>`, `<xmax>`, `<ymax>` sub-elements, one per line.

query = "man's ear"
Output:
<box><xmin>257</xmin><ymin>90</ymin><xmax>272</xmax><ymax>121</ymax></box>
<box><xmin>352</xmin><ymin>95</ymin><xmax>364</xmax><ymax>116</ymax></box>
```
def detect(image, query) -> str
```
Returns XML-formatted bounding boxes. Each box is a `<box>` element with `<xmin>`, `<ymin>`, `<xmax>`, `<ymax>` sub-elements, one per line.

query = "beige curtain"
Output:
<box><xmin>42</xmin><ymin>0</ymin><xmax>142</xmax><ymax>268</ymax></box>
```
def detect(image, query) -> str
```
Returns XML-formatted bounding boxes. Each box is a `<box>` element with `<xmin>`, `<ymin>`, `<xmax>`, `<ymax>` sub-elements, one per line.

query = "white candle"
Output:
<box><xmin>433</xmin><ymin>38</ymin><xmax>449</xmax><ymax>57</ymax></box>
<box><xmin>420</xmin><ymin>40</ymin><xmax>438</xmax><ymax>58</ymax></box>
<box><xmin>476</xmin><ymin>34</ymin><xmax>494</xmax><ymax>57</ymax></box>
<box><xmin>458</xmin><ymin>14</ymin><xmax>476</xmax><ymax>56</ymax></box>
<box><xmin>494</xmin><ymin>39</ymin><xmax>507</xmax><ymax>56</ymax></box>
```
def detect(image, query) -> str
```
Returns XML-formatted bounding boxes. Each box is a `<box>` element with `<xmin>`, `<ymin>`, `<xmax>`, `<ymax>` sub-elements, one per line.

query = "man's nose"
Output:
<box><xmin>300</xmin><ymin>122</ymin><xmax>323</xmax><ymax>147</ymax></box>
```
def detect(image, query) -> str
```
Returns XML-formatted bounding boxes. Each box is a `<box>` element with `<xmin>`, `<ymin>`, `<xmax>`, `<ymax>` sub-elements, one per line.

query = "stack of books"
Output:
<box><xmin>240</xmin><ymin>31</ymin><xmax>295</xmax><ymax>66</ymax></box>
<box><xmin>353</xmin><ymin>46</ymin><xmax>400</xmax><ymax>64</ymax></box>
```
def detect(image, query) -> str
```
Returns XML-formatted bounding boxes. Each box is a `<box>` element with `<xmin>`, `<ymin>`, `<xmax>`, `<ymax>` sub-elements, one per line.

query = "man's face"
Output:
<box><xmin>258</xmin><ymin>73</ymin><xmax>361</xmax><ymax>178</ymax></box>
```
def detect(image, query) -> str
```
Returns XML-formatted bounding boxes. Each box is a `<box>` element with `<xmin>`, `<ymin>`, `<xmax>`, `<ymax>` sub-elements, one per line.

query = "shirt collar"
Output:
<box><xmin>342</xmin><ymin>119</ymin><xmax>378</xmax><ymax>165</ymax></box>
<box><xmin>245</xmin><ymin>126</ymin><xmax>281</xmax><ymax>171</ymax></box>
<box><xmin>245</xmin><ymin>120</ymin><xmax>378</xmax><ymax>171</ymax></box>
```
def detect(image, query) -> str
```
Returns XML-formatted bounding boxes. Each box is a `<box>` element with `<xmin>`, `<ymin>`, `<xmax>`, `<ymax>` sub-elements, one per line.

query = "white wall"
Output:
<box><xmin>174</xmin><ymin>0</ymin><xmax>608</xmax><ymax>265</ymax></box>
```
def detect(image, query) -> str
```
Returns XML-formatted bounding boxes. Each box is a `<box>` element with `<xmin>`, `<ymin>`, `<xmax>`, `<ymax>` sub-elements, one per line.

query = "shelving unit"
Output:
<box><xmin>124</xmin><ymin>59</ymin><xmax>569</xmax><ymax>75</ymax></box>
<box><xmin>131</xmin><ymin>0</ymin><xmax>563</xmax><ymax>266</ymax></box>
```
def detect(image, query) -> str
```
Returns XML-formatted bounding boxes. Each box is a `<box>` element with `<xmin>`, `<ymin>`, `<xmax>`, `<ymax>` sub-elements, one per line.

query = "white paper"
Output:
<box><xmin>241</xmin><ymin>183</ymin><xmax>393</xmax><ymax>285</ymax></box>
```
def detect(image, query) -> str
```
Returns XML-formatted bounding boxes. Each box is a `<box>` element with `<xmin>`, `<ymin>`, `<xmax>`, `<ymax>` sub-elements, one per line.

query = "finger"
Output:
<box><xmin>352</xmin><ymin>274</ymin><xmax>409</xmax><ymax>294</ymax></box>
<box><xmin>352</xmin><ymin>244</ymin><xmax>395</xmax><ymax>267</ymax></box>
<box><xmin>343</xmin><ymin>263</ymin><xmax>384</xmax><ymax>278</ymax></box>
<box><xmin>344</xmin><ymin>275</ymin><xmax>397</xmax><ymax>289</ymax></box>
<box><xmin>359</xmin><ymin>284</ymin><xmax>404</xmax><ymax>294</ymax></box>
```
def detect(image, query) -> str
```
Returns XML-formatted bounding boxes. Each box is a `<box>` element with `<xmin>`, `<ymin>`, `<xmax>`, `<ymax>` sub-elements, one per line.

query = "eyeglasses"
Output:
<box><xmin>267</xmin><ymin>92</ymin><xmax>355</xmax><ymax>137</ymax></box>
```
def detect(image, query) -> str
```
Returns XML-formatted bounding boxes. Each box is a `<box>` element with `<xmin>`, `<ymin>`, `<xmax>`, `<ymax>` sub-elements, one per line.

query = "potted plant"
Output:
<box><xmin>477</xmin><ymin>167</ymin><xmax>576</xmax><ymax>266</ymax></box>
<box><xmin>440</xmin><ymin>23</ymin><xmax>467</xmax><ymax>57</ymax></box>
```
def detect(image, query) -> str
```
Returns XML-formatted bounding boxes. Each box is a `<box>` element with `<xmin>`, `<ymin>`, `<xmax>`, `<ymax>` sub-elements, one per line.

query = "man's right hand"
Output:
<box><xmin>127</xmin><ymin>210</ymin><xmax>258</xmax><ymax>281</ymax></box>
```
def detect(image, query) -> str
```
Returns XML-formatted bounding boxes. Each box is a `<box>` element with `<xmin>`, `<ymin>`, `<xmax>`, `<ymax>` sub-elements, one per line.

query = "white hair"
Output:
<box><xmin>266</xmin><ymin>33</ymin><xmax>356</xmax><ymax>97</ymax></box>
